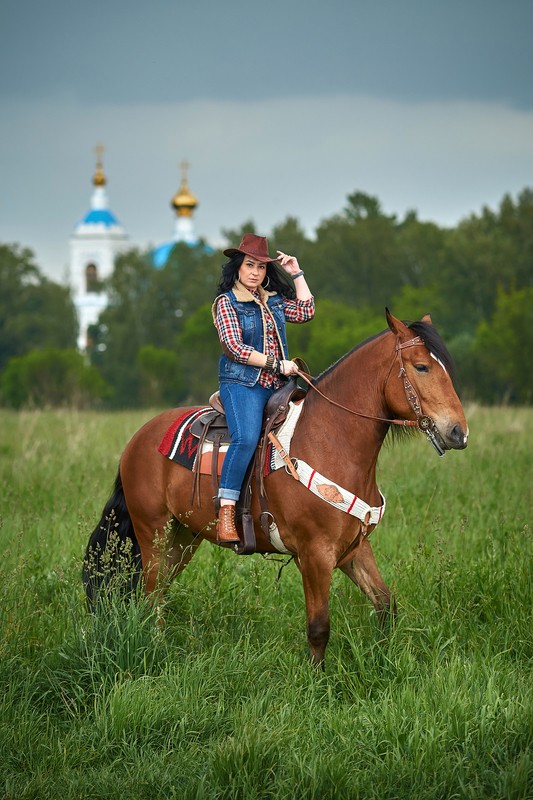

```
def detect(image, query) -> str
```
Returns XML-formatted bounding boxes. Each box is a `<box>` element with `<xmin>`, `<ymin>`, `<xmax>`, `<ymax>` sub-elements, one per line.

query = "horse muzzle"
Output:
<box><xmin>420</xmin><ymin>416</ymin><xmax>468</xmax><ymax>455</ymax></box>
<box><xmin>449</xmin><ymin>421</ymin><xmax>469</xmax><ymax>449</ymax></box>
<box><xmin>437</xmin><ymin>420</ymin><xmax>469</xmax><ymax>452</ymax></box>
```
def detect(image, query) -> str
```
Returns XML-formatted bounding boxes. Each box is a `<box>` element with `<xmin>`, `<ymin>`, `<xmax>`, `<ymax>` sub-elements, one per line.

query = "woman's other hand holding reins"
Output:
<box><xmin>279</xmin><ymin>359</ymin><xmax>299</xmax><ymax>376</ymax></box>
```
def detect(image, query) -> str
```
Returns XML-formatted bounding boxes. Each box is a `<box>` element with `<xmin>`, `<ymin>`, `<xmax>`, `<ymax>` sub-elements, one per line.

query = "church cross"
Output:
<box><xmin>180</xmin><ymin>159</ymin><xmax>190</xmax><ymax>183</ymax></box>
<box><xmin>95</xmin><ymin>143</ymin><xmax>105</xmax><ymax>167</ymax></box>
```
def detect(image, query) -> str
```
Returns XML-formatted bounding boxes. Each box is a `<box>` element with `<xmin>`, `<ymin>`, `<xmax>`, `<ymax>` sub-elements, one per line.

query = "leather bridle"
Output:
<box><xmin>295</xmin><ymin>334</ymin><xmax>446</xmax><ymax>456</ymax></box>
<box><xmin>395</xmin><ymin>336</ymin><xmax>446</xmax><ymax>455</ymax></box>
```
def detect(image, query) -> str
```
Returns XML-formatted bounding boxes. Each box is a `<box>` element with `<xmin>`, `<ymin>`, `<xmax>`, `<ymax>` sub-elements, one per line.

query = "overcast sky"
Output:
<box><xmin>1</xmin><ymin>0</ymin><xmax>533</xmax><ymax>283</ymax></box>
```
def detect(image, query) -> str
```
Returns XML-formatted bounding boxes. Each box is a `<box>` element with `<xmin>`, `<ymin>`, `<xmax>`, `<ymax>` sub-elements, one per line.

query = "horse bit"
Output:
<box><xmin>296</xmin><ymin>335</ymin><xmax>446</xmax><ymax>457</ymax></box>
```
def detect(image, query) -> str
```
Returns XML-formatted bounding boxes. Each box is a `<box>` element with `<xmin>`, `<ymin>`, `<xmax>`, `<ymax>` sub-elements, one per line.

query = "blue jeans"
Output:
<box><xmin>218</xmin><ymin>382</ymin><xmax>274</xmax><ymax>501</ymax></box>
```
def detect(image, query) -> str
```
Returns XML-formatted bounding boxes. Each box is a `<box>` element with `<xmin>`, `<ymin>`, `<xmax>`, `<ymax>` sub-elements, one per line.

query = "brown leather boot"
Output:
<box><xmin>217</xmin><ymin>505</ymin><xmax>240</xmax><ymax>544</ymax></box>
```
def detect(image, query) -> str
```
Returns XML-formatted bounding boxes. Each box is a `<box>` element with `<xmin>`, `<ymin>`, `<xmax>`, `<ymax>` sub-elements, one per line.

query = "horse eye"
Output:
<box><xmin>415</xmin><ymin>364</ymin><xmax>429</xmax><ymax>373</ymax></box>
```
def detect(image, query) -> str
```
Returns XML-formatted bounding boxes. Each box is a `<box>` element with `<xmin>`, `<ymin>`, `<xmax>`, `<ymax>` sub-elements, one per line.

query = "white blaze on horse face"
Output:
<box><xmin>430</xmin><ymin>352</ymin><xmax>447</xmax><ymax>373</ymax></box>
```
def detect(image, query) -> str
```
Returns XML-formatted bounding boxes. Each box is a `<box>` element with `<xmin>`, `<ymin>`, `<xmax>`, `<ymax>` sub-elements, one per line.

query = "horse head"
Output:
<box><xmin>385</xmin><ymin>309</ymin><xmax>468</xmax><ymax>452</ymax></box>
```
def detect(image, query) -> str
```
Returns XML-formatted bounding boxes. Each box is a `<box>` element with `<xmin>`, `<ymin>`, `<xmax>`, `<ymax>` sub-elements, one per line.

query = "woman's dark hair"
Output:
<box><xmin>215</xmin><ymin>253</ymin><xmax>296</xmax><ymax>299</ymax></box>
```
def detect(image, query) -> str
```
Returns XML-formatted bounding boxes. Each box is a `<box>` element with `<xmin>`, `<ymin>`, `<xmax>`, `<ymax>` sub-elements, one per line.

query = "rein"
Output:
<box><xmin>295</xmin><ymin>335</ymin><xmax>446</xmax><ymax>456</ymax></box>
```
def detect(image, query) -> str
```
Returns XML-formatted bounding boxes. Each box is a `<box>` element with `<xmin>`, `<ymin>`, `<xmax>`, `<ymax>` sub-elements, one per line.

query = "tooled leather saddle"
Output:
<box><xmin>189</xmin><ymin>376</ymin><xmax>306</xmax><ymax>554</ymax></box>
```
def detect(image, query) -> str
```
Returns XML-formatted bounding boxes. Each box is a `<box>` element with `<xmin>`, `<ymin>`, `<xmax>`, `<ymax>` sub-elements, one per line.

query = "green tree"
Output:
<box><xmin>269</xmin><ymin>217</ymin><xmax>313</xmax><ymax>265</ymax></box>
<box><xmin>389</xmin><ymin>283</ymin><xmax>447</xmax><ymax>330</ymax></box>
<box><xmin>137</xmin><ymin>345</ymin><xmax>183</xmax><ymax>407</ymax></box>
<box><xmin>95</xmin><ymin>248</ymin><xmax>152</xmax><ymax>405</ymax></box>
<box><xmin>472</xmin><ymin>286</ymin><xmax>533</xmax><ymax>403</ymax></box>
<box><xmin>441</xmin><ymin>221</ymin><xmax>508</xmax><ymax>333</ymax></box>
<box><xmin>0</xmin><ymin>243</ymin><xmax>77</xmax><ymax>370</ymax></box>
<box><xmin>395</xmin><ymin>212</ymin><xmax>448</xmax><ymax>292</ymax></box>
<box><xmin>437</xmin><ymin>190</ymin><xmax>533</xmax><ymax>337</ymax></box>
<box><xmin>175</xmin><ymin>303</ymin><xmax>220</xmax><ymax>403</ymax></box>
<box><xmin>96</xmin><ymin>246</ymin><xmax>221</xmax><ymax>406</ymax></box>
<box><xmin>160</xmin><ymin>244</ymin><xmax>221</xmax><ymax>336</ymax></box>
<box><xmin>444</xmin><ymin>331</ymin><xmax>478</xmax><ymax>401</ymax></box>
<box><xmin>288</xmin><ymin>299</ymin><xmax>384</xmax><ymax>376</ymax></box>
<box><xmin>487</xmin><ymin>189</ymin><xmax>533</xmax><ymax>290</ymax></box>
<box><xmin>310</xmin><ymin>192</ymin><xmax>400</xmax><ymax>309</ymax></box>
<box><xmin>1</xmin><ymin>348</ymin><xmax>110</xmax><ymax>408</ymax></box>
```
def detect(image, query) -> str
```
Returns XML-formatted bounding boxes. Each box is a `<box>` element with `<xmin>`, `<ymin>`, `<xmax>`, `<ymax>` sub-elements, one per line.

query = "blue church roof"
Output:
<box><xmin>81</xmin><ymin>209</ymin><xmax>120</xmax><ymax>226</ymax></box>
<box><xmin>150</xmin><ymin>239</ymin><xmax>214</xmax><ymax>269</ymax></box>
<box><xmin>151</xmin><ymin>241</ymin><xmax>176</xmax><ymax>269</ymax></box>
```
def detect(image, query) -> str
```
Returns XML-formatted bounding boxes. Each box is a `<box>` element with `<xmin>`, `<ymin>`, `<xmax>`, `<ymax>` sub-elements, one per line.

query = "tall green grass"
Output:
<box><xmin>0</xmin><ymin>406</ymin><xmax>531</xmax><ymax>799</ymax></box>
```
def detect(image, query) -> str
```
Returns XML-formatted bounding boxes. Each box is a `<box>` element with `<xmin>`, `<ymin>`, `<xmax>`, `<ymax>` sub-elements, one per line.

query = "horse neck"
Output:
<box><xmin>300</xmin><ymin>334</ymin><xmax>394</xmax><ymax>480</ymax></box>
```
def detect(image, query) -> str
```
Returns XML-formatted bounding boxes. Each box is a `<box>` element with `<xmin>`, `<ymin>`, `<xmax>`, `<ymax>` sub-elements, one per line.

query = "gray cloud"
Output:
<box><xmin>2</xmin><ymin>1</ymin><xmax>532</xmax><ymax>108</ymax></box>
<box><xmin>2</xmin><ymin>93</ymin><xmax>532</xmax><ymax>281</ymax></box>
<box><xmin>2</xmin><ymin>0</ymin><xmax>533</xmax><ymax>282</ymax></box>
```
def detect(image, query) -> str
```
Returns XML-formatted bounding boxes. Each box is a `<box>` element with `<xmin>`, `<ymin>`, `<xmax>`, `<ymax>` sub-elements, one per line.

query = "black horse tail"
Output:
<box><xmin>82</xmin><ymin>469</ymin><xmax>142</xmax><ymax>610</ymax></box>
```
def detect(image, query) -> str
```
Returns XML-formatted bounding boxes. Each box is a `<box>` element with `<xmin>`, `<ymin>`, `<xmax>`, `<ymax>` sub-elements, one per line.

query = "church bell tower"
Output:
<box><xmin>70</xmin><ymin>145</ymin><xmax>129</xmax><ymax>350</ymax></box>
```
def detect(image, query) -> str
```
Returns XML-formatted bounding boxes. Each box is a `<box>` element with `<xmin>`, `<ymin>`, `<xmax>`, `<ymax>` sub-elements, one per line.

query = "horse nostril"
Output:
<box><xmin>450</xmin><ymin>423</ymin><xmax>467</xmax><ymax>448</ymax></box>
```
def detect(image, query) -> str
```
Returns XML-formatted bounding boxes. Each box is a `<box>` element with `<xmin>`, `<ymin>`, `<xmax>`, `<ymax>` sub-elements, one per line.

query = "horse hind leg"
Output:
<box><xmin>132</xmin><ymin>513</ymin><xmax>202</xmax><ymax>600</ymax></box>
<box><xmin>339</xmin><ymin>536</ymin><xmax>396</xmax><ymax>628</ymax></box>
<box><xmin>165</xmin><ymin>521</ymin><xmax>203</xmax><ymax>583</ymax></box>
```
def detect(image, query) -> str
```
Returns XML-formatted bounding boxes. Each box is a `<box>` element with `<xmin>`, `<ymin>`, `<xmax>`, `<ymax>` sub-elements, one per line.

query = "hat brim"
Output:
<box><xmin>223</xmin><ymin>247</ymin><xmax>275</xmax><ymax>263</ymax></box>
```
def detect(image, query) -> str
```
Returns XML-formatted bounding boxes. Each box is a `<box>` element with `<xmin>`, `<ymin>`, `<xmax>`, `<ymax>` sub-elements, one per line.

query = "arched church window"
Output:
<box><xmin>86</xmin><ymin>263</ymin><xmax>98</xmax><ymax>292</ymax></box>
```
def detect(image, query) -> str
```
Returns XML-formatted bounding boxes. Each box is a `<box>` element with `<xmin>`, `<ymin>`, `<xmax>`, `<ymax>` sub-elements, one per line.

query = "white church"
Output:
<box><xmin>70</xmin><ymin>146</ymin><xmax>208</xmax><ymax>350</ymax></box>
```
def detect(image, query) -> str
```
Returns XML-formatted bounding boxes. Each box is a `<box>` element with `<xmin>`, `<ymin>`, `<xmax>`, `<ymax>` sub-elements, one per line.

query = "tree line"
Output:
<box><xmin>1</xmin><ymin>188</ymin><xmax>532</xmax><ymax>408</ymax></box>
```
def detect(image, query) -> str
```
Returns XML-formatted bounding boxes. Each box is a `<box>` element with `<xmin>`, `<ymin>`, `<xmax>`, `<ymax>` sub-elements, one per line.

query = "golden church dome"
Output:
<box><xmin>171</xmin><ymin>160</ymin><xmax>198</xmax><ymax>217</ymax></box>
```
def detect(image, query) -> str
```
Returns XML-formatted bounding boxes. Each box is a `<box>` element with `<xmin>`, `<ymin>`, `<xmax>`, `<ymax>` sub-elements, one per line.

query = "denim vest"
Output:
<box><xmin>218</xmin><ymin>290</ymin><xmax>290</xmax><ymax>387</ymax></box>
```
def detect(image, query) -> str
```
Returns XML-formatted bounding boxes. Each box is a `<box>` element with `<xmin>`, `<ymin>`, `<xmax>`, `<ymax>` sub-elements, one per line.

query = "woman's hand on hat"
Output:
<box><xmin>276</xmin><ymin>251</ymin><xmax>300</xmax><ymax>275</ymax></box>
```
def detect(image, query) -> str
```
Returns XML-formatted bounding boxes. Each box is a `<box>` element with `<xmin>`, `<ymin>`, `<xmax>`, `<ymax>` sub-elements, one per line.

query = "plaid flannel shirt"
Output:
<box><xmin>215</xmin><ymin>292</ymin><xmax>315</xmax><ymax>388</ymax></box>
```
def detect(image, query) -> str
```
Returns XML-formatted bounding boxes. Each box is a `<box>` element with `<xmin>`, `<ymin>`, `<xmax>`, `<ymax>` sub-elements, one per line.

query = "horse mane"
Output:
<box><xmin>408</xmin><ymin>320</ymin><xmax>457</xmax><ymax>385</ymax></box>
<box><xmin>313</xmin><ymin>317</ymin><xmax>458</xmax><ymax>445</ymax></box>
<box><xmin>315</xmin><ymin>318</ymin><xmax>457</xmax><ymax>387</ymax></box>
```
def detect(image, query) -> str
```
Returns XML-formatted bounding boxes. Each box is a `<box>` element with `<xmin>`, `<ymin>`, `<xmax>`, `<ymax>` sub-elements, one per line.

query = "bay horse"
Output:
<box><xmin>83</xmin><ymin>310</ymin><xmax>468</xmax><ymax>666</ymax></box>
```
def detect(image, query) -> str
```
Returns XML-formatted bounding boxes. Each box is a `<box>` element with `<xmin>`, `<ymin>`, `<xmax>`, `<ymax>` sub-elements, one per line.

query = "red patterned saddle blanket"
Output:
<box><xmin>158</xmin><ymin>407</ymin><xmax>230</xmax><ymax>476</ymax></box>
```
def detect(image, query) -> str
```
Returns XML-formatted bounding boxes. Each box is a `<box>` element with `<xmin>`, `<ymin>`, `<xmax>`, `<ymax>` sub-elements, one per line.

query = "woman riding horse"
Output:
<box><xmin>84</xmin><ymin>308</ymin><xmax>468</xmax><ymax>666</ymax></box>
<box><xmin>212</xmin><ymin>234</ymin><xmax>315</xmax><ymax>544</ymax></box>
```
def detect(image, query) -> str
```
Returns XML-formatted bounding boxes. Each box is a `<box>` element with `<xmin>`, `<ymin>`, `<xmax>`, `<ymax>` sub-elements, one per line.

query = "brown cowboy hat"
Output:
<box><xmin>223</xmin><ymin>233</ymin><xmax>276</xmax><ymax>263</ymax></box>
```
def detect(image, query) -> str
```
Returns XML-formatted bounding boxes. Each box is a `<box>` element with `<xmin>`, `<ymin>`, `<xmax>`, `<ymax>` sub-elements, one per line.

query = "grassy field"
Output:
<box><xmin>0</xmin><ymin>406</ymin><xmax>531</xmax><ymax>799</ymax></box>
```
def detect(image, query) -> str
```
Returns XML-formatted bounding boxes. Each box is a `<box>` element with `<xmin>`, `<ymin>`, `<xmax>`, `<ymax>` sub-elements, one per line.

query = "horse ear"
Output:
<box><xmin>385</xmin><ymin>308</ymin><xmax>411</xmax><ymax>338</ymax></box>
<box><xmin>422</xmin><ymin>313</ymin><xmax>433</xmax><ymax>325</ymax></box>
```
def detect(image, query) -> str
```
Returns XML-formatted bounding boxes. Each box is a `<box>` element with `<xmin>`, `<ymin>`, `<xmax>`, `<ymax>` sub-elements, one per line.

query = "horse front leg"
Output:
<box><xmin>339</xmin><ymin>536</ymin><xmax>396</xmax><ymax>629</ymax></box>
<box><xmin>298</xmin><ymin>553</ymin><xmax>336</xmax><ymax>668</ymax></box>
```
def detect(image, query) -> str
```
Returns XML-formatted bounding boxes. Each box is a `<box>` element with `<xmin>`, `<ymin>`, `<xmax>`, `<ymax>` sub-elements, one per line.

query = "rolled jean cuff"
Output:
<box><xmin>218</xmin><ymin>488</ymin><xmax>240</xmax><ymax>501</ymax></box>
